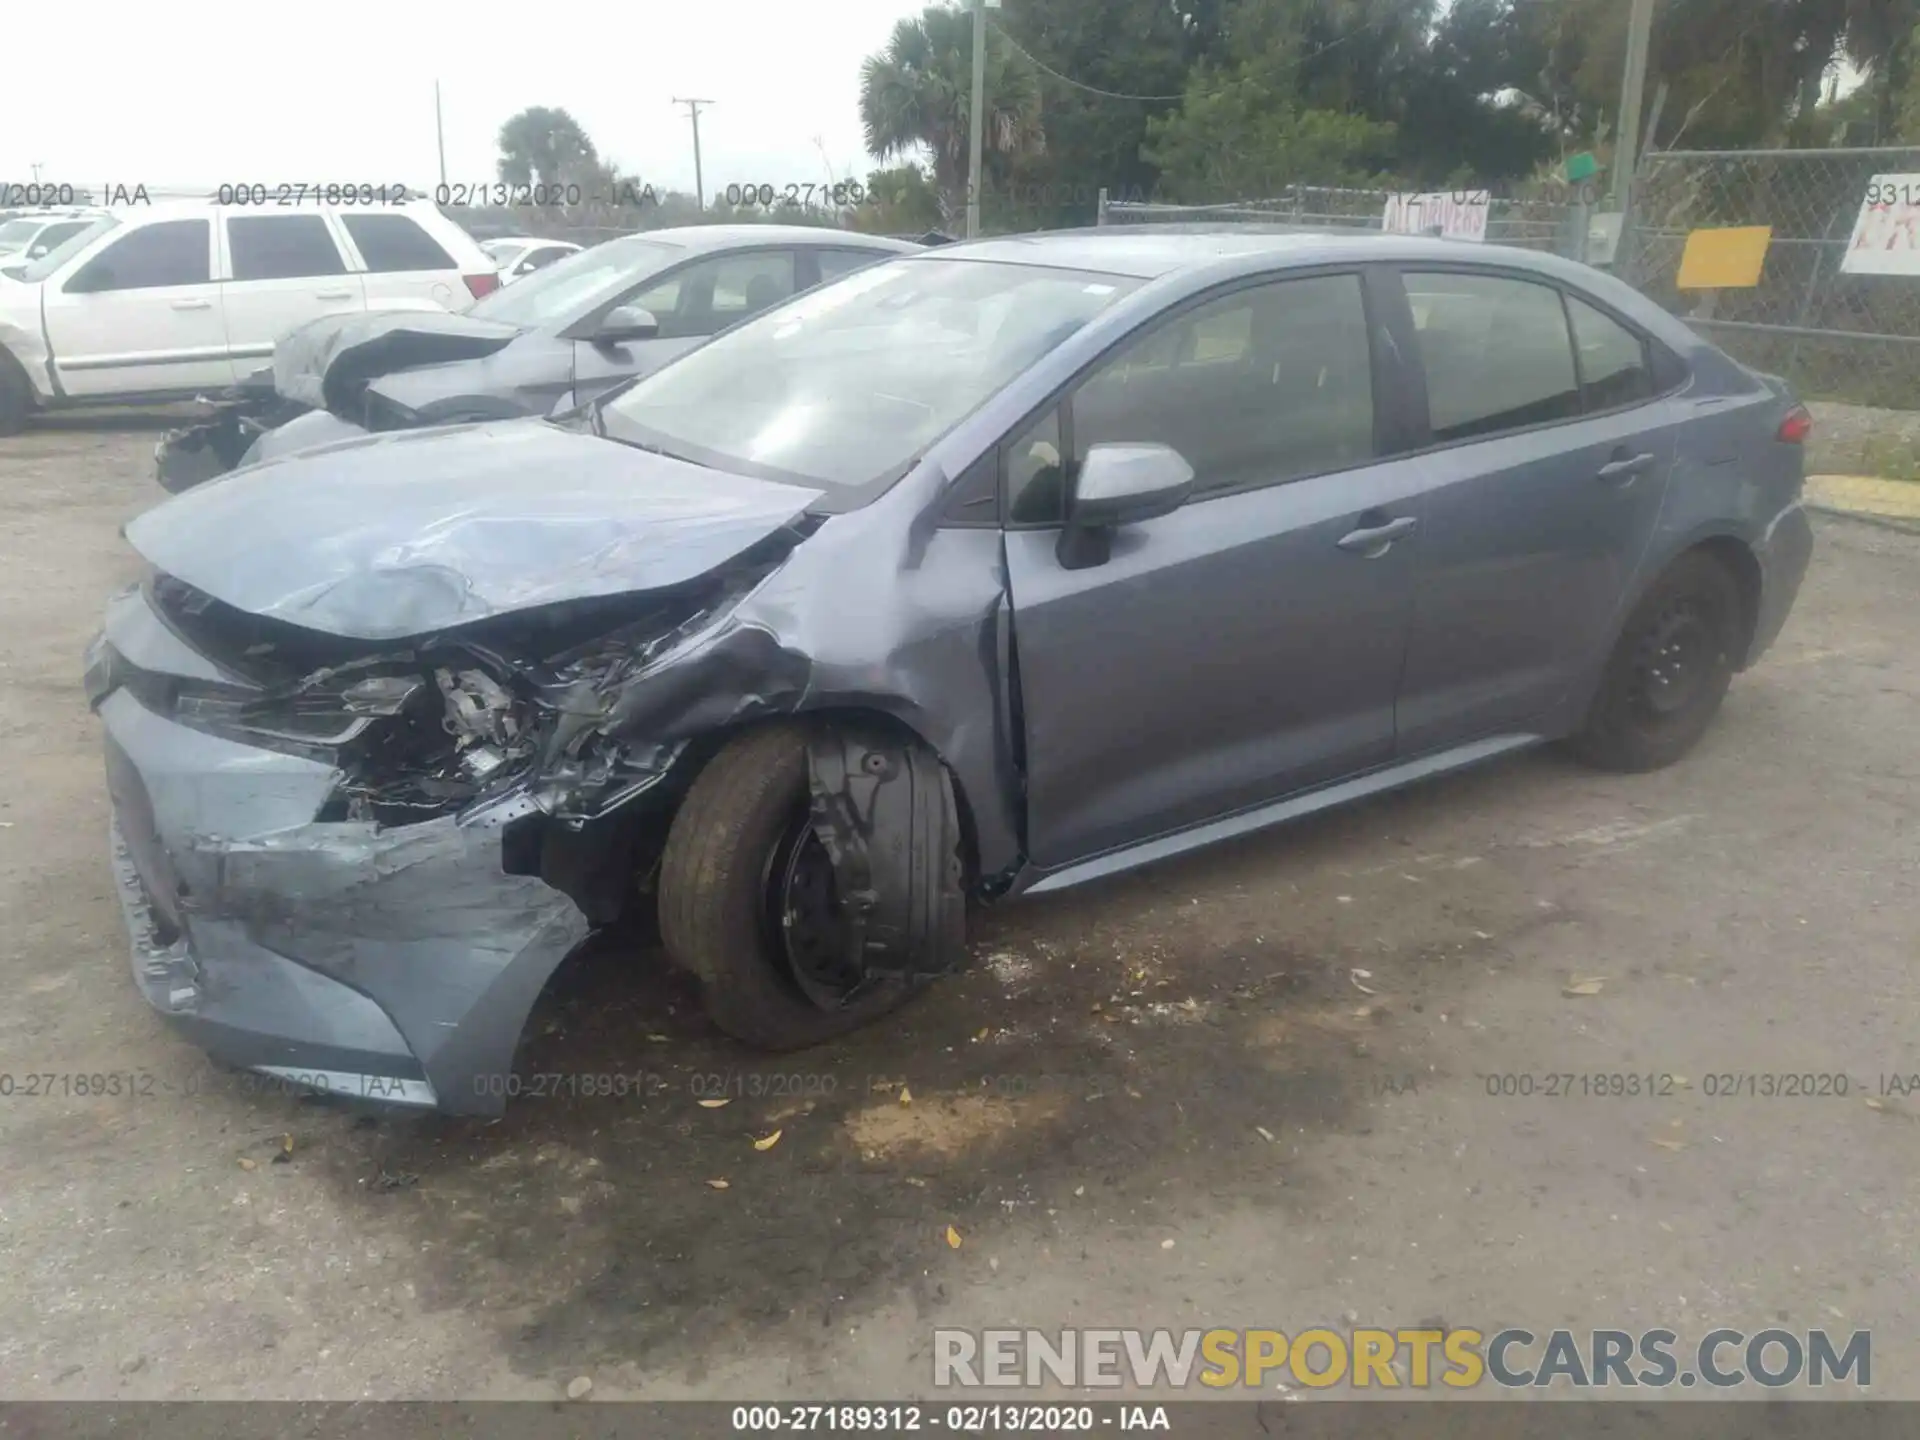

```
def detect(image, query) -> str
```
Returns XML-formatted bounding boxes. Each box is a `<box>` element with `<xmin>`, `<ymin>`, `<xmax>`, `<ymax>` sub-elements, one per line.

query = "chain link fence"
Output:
<box><xmin>1620</xmin><ymin>146</ymin><xmax>1920</xmax><ymax>411</ymax></box>
<box><xmin>1098</xmin><ymin>184</ymin><xmax>1584</xmax><ymax>256</ymax></box>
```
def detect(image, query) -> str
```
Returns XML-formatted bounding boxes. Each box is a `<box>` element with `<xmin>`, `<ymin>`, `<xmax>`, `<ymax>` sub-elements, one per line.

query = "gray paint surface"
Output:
<box><xmin>95</xmin><ymin>230</ymin><xmax>1814</xmax><ymax>1113</ymax></box>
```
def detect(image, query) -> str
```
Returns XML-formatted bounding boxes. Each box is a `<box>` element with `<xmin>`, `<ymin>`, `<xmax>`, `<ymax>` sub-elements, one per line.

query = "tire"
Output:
<box><xmin>658</xmin><ymin>723</ymin><xmax>921</xmax><ymax>1049</ymax></box>
<box><xmin>1568</xmin><ymin>551</ymin><xmax>1743</xmax><ymax>773</ymax></box>
<box><xmin>0</xmin><ymin>352</ymin><xmax>30</xmax><ymax>437</ymax></box>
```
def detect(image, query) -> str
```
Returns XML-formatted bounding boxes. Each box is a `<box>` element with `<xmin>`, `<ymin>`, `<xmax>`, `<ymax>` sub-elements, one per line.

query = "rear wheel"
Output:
<box><xmin>1568</xmin><ymin>552</ymin><xmax>1743</xmax><ymax>773</ymax></box>
<box><xmin>658</xmin><ymin>724</ymin><xmax>919</xmax><ymax>1049</ymax></box>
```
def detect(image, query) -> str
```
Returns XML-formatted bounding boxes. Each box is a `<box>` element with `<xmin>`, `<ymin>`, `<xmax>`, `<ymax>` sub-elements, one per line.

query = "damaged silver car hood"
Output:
<box><xmin>274</xmin><ymin>309</ymin><xmax>522</xmax><ymax>412</ymax></box>
<box><xmin>125</xmin><ymin>420</ymin><xmax>823</xmax><ymax>641</ymax></box>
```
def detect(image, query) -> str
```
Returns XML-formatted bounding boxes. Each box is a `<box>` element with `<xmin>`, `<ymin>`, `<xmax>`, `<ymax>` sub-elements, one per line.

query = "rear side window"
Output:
<box><xmin>69</xmin><ymin>219</ymin><xmax>210</xmax><ymax>291</ymax></box>
<box><xmin>342</xmin><ymin>213</ymin><xmax>456</xmax><ymax>273</ymax></box>
<box><xmin>817</xmin><ymin>248</ymin><xmax>889</xmax><ymax>282</ymax></box>
<box><xmin>1568</xmin><ymin>295</ymin><xmax>1654</xmax><ymax>411</ymax></box>
<box><xmin>227</xmin><ymin>214</ymin><xmax>346</xmax><ymax>280</ymax></box>
<box><xmin>1404</xmin><ymin>272</ymin><xmax>1580</xmax><ymax>443</ymax></box>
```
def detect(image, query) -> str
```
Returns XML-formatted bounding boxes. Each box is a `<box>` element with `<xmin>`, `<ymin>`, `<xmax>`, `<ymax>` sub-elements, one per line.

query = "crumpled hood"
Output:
<box><xmin>125</xmin><ymin>420</ymin><xmax>824</xmax><ymax>641</ymax></box>
<box><xmin>274</xmin><ymin>309</ymin><xmax>521</xmax><ymax>414</ymax></box>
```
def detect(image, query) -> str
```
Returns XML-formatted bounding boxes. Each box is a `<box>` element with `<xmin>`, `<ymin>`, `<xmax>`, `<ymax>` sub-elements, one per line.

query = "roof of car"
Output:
<box><xmin>916</xmin><ymin>226</ymin><xmax>1573</xmax><ymax>280</ymax></box>
<box><xmin>631</xmin><ymin>224</ymin><xmax>922</xmax><ymax>254</ymax></box>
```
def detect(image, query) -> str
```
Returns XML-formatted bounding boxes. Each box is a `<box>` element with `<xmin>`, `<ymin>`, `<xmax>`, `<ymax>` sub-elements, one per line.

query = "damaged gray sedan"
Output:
<box><xmin>88</xmin><ymin>231</ymin><xmax>1813</xmax><ymax>1114</ymax></box>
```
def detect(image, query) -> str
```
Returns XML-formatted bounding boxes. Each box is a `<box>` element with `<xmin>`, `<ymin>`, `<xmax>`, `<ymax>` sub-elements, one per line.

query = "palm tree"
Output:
<box><xmin>859</xmin><ymin>4</ymin><xmax>1044</xmax><ymax>224</ymax></box>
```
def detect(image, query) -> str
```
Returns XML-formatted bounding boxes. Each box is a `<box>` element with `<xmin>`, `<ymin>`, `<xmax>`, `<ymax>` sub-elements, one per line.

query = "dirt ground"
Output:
<box><xmin>0</xmin><ymin>416</ymin><xmax>1916</xmax><ymax>1402</ymax></box>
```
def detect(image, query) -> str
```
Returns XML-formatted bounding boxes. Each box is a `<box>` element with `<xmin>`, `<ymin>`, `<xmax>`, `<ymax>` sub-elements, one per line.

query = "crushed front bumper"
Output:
<box><xmin>95</xmin><ymin>679</ymin><xmax>590</xmax><ymax>1117</ymax></box>
<box><xmin>153</xmin><ymin>380</ymin><xmax>306</xmax><ymax>493</ymax></box>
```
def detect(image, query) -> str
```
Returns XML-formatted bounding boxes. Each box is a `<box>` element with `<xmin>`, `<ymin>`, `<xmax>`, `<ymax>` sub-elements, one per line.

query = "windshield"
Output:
<box><xmin>20</xmin><ymin>215</ymin><xmax>118</xmax><ymax>283</ymax></box>
<box><xmin>482</xmin><ymin>239</ymin><xmax>530</xmax><ymax>264</ymax></box>
<box><xmin>468</xmin><ymin>236</ymin><xmax>677</xmax><ymax>330</ymax></box>
<box><xmin>0</xmin><ymin>220</ymin><xmax>42</xmax><ymax>247</ymax></box>
<box><xmin>598</xmin><ymin>257</ymin><xmax>1141</xmax><ymax>489</ymax></box>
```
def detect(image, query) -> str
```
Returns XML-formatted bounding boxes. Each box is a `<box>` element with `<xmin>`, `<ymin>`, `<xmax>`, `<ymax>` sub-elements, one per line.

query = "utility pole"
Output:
<box><xmin>674</xmin><ymin>98</ymin><xmax>714</xmax><ymax>212</ymax></box>
<box><xmin>1610</xmin><ymin>0</ymin><xmax>1657</xmax><ymax>214</ymax></box>
<box><xmin>434</xmin><ymin>82</ymin><xmax>448</xmax><ymax>190</ymax></box>
<box><xmin>967</xmin><ymin>0</ymin><xmax>988</xmax><ymax>239</ymax></box>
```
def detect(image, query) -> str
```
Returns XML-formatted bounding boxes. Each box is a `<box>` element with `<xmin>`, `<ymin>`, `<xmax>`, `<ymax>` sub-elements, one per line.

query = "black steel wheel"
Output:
<box><xmin>1568</xmin><ymin>551</ymin><xmax>1743</xmax><ymax>773</ymax></box>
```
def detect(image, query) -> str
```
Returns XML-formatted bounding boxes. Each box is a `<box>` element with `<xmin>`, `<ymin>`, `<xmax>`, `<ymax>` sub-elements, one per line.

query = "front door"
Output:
<box><xmin>44</xmin><ymin>217</ymin><xmax>233</xmax><ymax>398</ymax></box>
<box><xmin>1005</xmin><ymin>271</ymin><xmax>1427</xmax><ymax>870</ymax></box>
<box><xmin>1388</xmin><ymin>268</ymin><xmax>1679</xmax><ymax>754</ymax></box>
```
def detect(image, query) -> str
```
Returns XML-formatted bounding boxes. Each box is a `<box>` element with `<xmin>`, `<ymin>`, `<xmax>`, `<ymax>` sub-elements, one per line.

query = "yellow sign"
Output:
<box><xmin>1676</xmin><ymin>225</ymin><xmax>1773</xmax><ymax>290</ymax></box>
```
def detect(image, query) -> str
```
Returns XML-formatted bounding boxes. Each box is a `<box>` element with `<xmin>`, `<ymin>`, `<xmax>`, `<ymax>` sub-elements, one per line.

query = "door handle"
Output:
<box><xmin>170</xmin><ymin>299</ymin><xmax>212</xmax><ymax>311</ymax></box>
<box><xmin>1337</xmin><ymin>514</ymin><xmax>1419</xmax><ymax>556</ymax></box>
<box><xmin>315</xmin><ymin>289</ymin><xmax>354</xmax><ymax>301</ymax></box>
<box><xmin>1598</xmin><ymin>450</ymin><xmax>1657</xmax><ymax>485</ymax></box>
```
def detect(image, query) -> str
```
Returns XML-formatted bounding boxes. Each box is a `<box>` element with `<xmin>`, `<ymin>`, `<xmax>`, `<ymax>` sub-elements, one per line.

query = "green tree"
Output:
<box><xmin>859</xmin><ymin>4</ymin><xmax>1046</xmax><ymax>224</ymax></box>
<box><xmin>996</xmin><ymin>0</ymin><xmax>1227</xmax><ymax>225</ymax></box>
<box><xmin>1143</xmin><ymin>65</ymin><xmax>1398</xmax><ymax>198</ymax></box>
<box><xmin>848</xmin><ymin>164</ymin><xmax>948</xmax><ymax>234</ymax></box>
<box><xmin>497</xmin><ymin>106</ymin><xmax>599</xmax><ymax>190</ymax></box>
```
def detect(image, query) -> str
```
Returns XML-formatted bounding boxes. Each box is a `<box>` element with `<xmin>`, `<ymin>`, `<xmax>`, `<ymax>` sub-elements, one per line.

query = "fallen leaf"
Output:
<box><xmin>905</xmin><ymin>1176</ymin><xmax>928</xmax><ymax>1188</ymax></box>
<box><xmin>1255</xmin><ymin>1126</ymin><xmax>1276</xmax><ymax>1143</ymax></box>
<box><xmin>645</xmin><ymin>1033</ymin><xmax>671</xmax><ymax>1043</ymax></box>
<box><xmin>1161</xmin><ymin>1238</ymin><xmax>1176</xmax><ymax>1249</ymax></box>
<box><xmin>281</xmin><ymin>1134</ymin><xmax>294</xmax><ymax>1153</ymax></box>
<box><xmin>1073</xmin><ymin>1185</ymin><xmax>1085</xmax><ymax>1197</ymax></box>
<box><xmin>752</xmin><ymin>1129</ymin><xmax>784</xmax><ymax>1151</ymax></box>
<box><xmin>566</xmin><ymin>1376</ymin><xmax>593</xmax><ymax>1401</ymax></box>
<box><xmin>975</xmin><ymin>1028</ymin><xmax>990</xmax><ymax>1041</ymax></box>
<box><xmin>1350</xmin><ymin>969</ymin><xmax>1378</xmax><ymax>996</ymax></box>
<box><xmin>237</xmin><ymin>1157</ymin><xmax>257</xmax><ymax>1171</ymax></box>
<box><xmin>1563</xmin><ymin>977</ymin><xmax>1607</xmax><ymax>997</ymax></box>
<box><xmin>1650</xmin><ymin>1137</ymin><xmax>1688</xmax><ymax>1152</ymax></box>
<box><xmin>697</xmin><ymin>1098</ymin><xmax>730</xmax><ymax>1109</ymax></box>
<box><xmin>946</xmin><ymin>1225</ymin><xmax>963</xmax><ymax>1249</ymax></box>
<box><xmin>898</xmin><ymin>1086</ymin><xmax>913</xmax><ymax>1106</ymax></box>
<box><xmin>706</xmin><ymin>1178</ymin><xmax>730</xmax><ymax>1190</ymax></box>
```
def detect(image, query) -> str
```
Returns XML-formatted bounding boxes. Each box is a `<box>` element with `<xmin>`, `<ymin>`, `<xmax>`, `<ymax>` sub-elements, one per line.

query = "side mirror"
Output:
<box><xmin>593</xmin><ymin>304</ymin><xmax>660</xmax><ymax>345</ymax></box>
<box><xmin>1058</xmin><ymin>442</ymin><xmax>1195</xmax><ymax>569</ymax></box>
<box><xmin>27</xmin><ymin>244</ymin><xmax>48</xmax><ymax>260</ymax></box>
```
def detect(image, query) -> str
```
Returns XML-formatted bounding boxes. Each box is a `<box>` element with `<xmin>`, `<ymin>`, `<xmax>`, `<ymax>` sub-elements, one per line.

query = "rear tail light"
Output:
<box><xmin>463</xmin><ymin>271</ymin><xmax>500</xmax><ymax>300</ymax></box>
<box><xmin>1777</xmin><ymin>405</ymin><xmax>1812</xmax><ymax>445</ymax></box>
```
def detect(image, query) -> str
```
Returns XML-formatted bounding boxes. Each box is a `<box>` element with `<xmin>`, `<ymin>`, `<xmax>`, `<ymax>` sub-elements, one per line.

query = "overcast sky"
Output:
<box><xmin>1</xmin><ymin>0</ymin><xmax>930</xmax><ymax>202</ymax></box>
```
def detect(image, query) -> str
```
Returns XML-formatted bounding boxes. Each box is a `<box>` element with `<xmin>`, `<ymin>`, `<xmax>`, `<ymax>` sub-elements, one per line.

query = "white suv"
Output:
<box><xmin>0</xmin><ymin>198</ymin><xmax>500</xmax><ymax>432</ymax></box>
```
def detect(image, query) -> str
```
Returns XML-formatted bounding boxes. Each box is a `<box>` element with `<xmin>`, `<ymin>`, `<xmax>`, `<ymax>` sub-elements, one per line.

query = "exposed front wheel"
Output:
<box><xmin>658</xmin><ymin>724</ymin><xmax>924</xmax><ymax>1049</ymax></box>
<box><xmin>1568</xmin><ymin>552</ymin><xmax>1743</xmax><ymax>773</ymax></box>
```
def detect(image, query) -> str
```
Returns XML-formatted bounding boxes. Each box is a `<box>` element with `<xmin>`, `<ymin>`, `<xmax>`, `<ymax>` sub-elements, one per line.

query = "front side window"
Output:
<box><xmin>1071</xmin><ymin>273</ymin><xmax>1375</xmax><ymax>497</ymax></box>
<box><xmin>627</xmin><ymin>251</ymin><xmax>799</xmax><ymax>339</ymax></box>
<box><xmin>341</xmin><ymin>213</ymin><xmax>455</xmax><ymax>273</ymax></box>
<box><xmin>227</xmin><ymin>214</ymin><xmax>347</xmax><ymax>281</ymax></box>
<box><xmin>68</xmin><ymin>219</ymin><xmax>210</xmax><ymax>292</ymax></box>
<box><xmin>1568</xmin><ymin>295</ymin><xmax>1654</xmax><ymax>411</ymax></box>
<box><xmin>599</xmin><ymin>256</ymin><xmax>1141</xmax><ymax>492</ymax></box>
<box><xmin>1405</xmin><ymin>271</ymin><xmax>1580</xmax><ymax>443</ymax></box>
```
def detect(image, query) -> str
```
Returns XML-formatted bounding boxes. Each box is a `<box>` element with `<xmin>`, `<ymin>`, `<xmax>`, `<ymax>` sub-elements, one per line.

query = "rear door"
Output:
<box><xmin>1005</xmin><ymin>270</ymin><xmax>1429</xmax><ymax>869</ymax></box>
<box><xmin>42</xmin><ymin>216</ymin><xmax>232</xmax><ymax>397</ymax></box>
<box><xmin>568</xmin><ymin>247</ymin><xmax>801</xmax><ymax>405</ymax></box>
<box><xmin>338</xmin><ymin>211</ymin><xmax>464</xmax><ymax>312</ymax></box>
<box><xmin>1388</xmin><ymin>267</ymin><xmax>1680</xmax><ymax>754</ymax></box>
<box><xmin>218</xmin><ymin>212</ymin><xmax>366</xmax><ymax>371</ymax></box>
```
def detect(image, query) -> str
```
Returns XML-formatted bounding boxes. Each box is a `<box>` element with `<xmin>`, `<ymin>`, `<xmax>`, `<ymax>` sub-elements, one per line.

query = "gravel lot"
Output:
<box><xmin>1</xmin><ymin>418</ymin><xmax>1916</xmax><ymax>1401</ymax></box>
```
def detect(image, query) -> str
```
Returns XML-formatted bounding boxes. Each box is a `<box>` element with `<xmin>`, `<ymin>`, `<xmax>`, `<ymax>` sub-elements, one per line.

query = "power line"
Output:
<box><xmin>986</xmin><ymin>9</ymin><xmax>1404</xmax><ymax>104</ymax></box>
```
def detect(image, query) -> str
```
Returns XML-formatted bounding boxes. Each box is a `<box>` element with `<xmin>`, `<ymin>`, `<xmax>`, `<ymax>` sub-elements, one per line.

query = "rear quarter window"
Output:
<box><xmin>342</xmin><ymin>213</ymin><xmax>457</xmax><ymax>273</ymax></box>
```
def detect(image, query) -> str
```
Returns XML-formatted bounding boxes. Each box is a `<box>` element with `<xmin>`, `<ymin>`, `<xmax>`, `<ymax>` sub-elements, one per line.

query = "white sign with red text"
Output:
<box><xmin>1383</xmin><ymin>190</ymin><xmax>1491</xmax><ymax>243</ymax></box>
<box><xmin>1841</xmin><ymin>175</ymin><xmax>1920</xmax><ymax>277</ymax></box>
